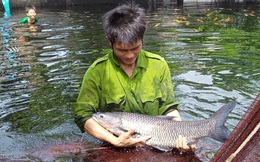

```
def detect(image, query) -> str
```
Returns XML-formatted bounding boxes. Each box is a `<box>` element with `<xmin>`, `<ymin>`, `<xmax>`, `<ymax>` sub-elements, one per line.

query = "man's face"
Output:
<box><xmin>112</xmin><ymin>39</ymin><xmax>142</xmax><ymax>66</ymax></box>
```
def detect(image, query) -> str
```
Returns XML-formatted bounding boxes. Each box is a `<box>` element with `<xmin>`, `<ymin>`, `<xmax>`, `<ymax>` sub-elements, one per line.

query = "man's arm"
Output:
<box><xmin>84</xmin><ymin>118</ymin><xmax>150</xmax><ymax>147</ymax></box>
<box><xmin>166</xmin><ymin>109</ymin><xmax>181</xmax><ymax>121</ymax></box>
<box><xmin>158</xmin><ymin>60</ymin><xmax>196</xmax><ymax>152</ymax></box>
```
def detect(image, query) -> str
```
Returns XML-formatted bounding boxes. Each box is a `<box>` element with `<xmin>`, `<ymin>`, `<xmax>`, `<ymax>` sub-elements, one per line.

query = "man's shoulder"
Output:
<box><xmin>19</xmin><ymin>16</ymin><xmax>28</xmax><ymax>24</ymax></box>
<box><xmin>90</xmin><ymin>54</ymin><xmax>109</xmax><ymax>68</ymax></box>
<box><xmin>142</xmin><ymin>50</ymin><xmax>166</xmax><ymax>62</ymax></box>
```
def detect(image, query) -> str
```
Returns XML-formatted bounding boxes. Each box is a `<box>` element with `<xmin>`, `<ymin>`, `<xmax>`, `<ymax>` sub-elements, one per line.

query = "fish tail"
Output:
<box><xmin>209</xmin><ymin>101</ymin><xmax>236</xmax><ymax>142</ymax></box>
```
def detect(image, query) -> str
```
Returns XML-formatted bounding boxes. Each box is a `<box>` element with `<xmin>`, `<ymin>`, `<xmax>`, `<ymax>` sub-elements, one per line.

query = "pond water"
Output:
<box><xmin>0</xmin><ymin>2</ymin><xmax>259</xmax><ymax>162</ymax></box>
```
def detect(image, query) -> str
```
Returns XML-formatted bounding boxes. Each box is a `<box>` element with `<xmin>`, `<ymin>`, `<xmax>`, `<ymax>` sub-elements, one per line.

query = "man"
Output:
<box><xmin>73</xmin><ymin>3</ymin><xmax>195</xmax><ymax>152</ymax></box>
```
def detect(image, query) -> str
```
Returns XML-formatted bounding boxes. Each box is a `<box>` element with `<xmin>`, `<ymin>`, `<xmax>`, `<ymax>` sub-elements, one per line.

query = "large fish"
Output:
<box><xmin>92</xmin><ymin>101</ymin><xmax>236</xmax><ymax>152</ymax></box>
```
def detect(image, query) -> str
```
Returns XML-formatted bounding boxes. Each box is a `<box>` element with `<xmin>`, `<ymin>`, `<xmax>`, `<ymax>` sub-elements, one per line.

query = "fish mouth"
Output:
<box><xmin>92</xmin><ymin>115</ymin><xmax>106</xmax><ymax>128</ymax></box>
<box><xmin>91</xmin><ymin>113</ymin><xmax>99</xmax><ymax>121</ymax></box>
<box><xmin>92</xmin><ymin>113</ymin><xmax>109</xmax><ymax>127</ymax></box>
<box><xmin>92</xmin><ymin>112</ymin><xmax>102</xmax><ymax>122</ymax></box>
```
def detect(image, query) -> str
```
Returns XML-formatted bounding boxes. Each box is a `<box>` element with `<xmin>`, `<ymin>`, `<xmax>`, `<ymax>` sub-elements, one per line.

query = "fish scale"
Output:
<box><xmin>120</xmin><ymin>113</ymin><xmax>215</xmax><ymax>147</ymax></box>
<box><xmin>92</xmin><ymin>101</ymin><xmax>236</xmax><ymax>152</ymax></box>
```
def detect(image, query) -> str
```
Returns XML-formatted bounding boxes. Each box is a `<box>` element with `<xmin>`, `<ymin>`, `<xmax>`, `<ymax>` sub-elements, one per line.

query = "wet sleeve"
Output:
<box><xmin>72</xmin><ymin>67</ymin><xmax>101</xmax><ymax>132</ymax></box>
<box><xmin>159</xmin><ymin>61</ymin><xmax>180</xmax><ymax>115</ymax></box>
<box><xmin>19</xmin><ymin>17</ymin><xmax>28</xmax><ymax>24</ymax></box>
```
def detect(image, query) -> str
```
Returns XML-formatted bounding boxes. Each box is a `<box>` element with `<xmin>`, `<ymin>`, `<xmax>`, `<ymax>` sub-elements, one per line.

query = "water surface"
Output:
<box><xmin>0</xmin><ymin>2</ymin><xmax>259</xmax><ymax>161</ymax></box>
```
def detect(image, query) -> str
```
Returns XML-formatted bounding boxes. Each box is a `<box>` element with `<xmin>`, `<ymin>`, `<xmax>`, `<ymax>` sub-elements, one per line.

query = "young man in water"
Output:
<box><xmin>19</xmin><ymin>5</ymin><xmax>38</xmax><ymax>25</ymax></box>
<box><xmin>73</xmin><ymin>4</ymin><xmax>196</xmax><ymax>152</ymax></box>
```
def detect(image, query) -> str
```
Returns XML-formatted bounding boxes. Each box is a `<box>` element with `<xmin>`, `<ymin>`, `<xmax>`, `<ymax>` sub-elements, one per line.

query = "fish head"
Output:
<box><xmin>92</xmin><ymin>112</ymin><xmax>122</xmax><ymax>131</ymax></box>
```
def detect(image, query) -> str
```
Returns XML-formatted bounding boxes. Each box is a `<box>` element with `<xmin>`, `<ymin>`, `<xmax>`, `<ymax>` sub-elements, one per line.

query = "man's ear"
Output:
<box><xmin>106</xmin><ymin>37</ymin><xmax>112</xmax><ymax>45</ymax></box>
<box><xmin>107</xmin><ymin>37</ymin><xmax>114</xmax><ymax>49</ymax></box>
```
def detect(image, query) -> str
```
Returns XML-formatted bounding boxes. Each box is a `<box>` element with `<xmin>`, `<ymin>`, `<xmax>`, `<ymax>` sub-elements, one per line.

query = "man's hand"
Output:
<box><xmin>113</xmin><ymin>129</ymin><xmax>151</xmax><ymax>147</ymax></box>
<box><xmin>167</xmin><ymin>110</ymin><xmax>197</xmax><ymax>152</ymax></box>
<box><xmin>166</xmin><ymin>110</ymin><xmax>181</xmax><ymax>121</ymax></box>
<box><xmin>176</xmin><ymin>135</ymin><xmax>197</xmax><ymax>153</ymax></box>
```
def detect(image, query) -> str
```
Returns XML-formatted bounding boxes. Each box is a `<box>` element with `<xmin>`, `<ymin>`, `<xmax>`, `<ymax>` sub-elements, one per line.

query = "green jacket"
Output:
<box><xmin>73</xmin><ymin>50</ymin><xmax>179</xmax><ymax>132</ymax></box>
<box><xmin>19</xmin><ymin>16</ymin><xmax>38</xmax><ymax>24</ymax></box>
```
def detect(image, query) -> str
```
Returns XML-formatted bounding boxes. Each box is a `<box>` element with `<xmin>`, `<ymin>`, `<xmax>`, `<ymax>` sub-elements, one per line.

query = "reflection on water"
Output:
<box><xmin>0</xmin><ymin>2</ymin><xmax>259</xmax><ymax>161</ymax></box>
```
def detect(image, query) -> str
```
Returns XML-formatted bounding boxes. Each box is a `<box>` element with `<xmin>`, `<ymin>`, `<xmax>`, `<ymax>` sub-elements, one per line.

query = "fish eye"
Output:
<box><xmin>99</xmin><ymin>115</ymin><xmax>104</xmax><ymax>118</ymax></box>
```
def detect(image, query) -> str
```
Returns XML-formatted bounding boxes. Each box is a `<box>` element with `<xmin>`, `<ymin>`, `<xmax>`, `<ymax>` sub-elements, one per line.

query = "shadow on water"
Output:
<box><xmin>0</xmin><ymin>1</ymin><xmax>259</xmax><ymax>161</ymax></box>
<box><xmin>16</xmin><ymin>143</ymin><xmax>202</xmax><ymax>162</ymax></box>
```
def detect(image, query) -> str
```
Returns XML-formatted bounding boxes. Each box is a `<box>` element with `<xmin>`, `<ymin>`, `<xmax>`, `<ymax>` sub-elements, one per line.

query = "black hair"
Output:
<box><xmin>102</xmin><ymin>3</ymin><xmax>146</xmax><ymax>45</ymax></box>
<box><xmin>25</xmin><ymin>5</ymin><xmax>36</xmax><ymax>13</ymax></box>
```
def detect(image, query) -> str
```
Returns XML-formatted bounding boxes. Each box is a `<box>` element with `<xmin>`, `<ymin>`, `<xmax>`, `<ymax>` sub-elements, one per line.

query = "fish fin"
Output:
<box><xmin>109</xmin><ymin>128</ymin><xmax>142</xmax><ymax>138</ymax></box>
<box><xmin>210</xmin><ymin>125</ymin><xmax>231</xmax><ymax>143</ymax></box>
<box><xmin>156</xmin><ymin>115</ymin><xmax>177</xmax><ymax>120</ymax></box>
<box><xmin>209</xmin><ymin>101</ymin><xmax>236</xmax><ymax>142</ymax></box>
<box><xmin>132</xmin><ymin>132</ymin><xmax>142</xmax><ymax>138</ymax></box>
<box><xmin>108</xmin><ymin>127</ymin><xmax>127</xmax><ymax>136</ymax></box>
<box><xmin>152</xmin><ymin>145</ymin><xmax>173</xmax><ymax>152</ymax></box>
<box><xmin>187</xmin><ymin>139</ymin><xmax>198</xmax><ymax>145</ymax></box>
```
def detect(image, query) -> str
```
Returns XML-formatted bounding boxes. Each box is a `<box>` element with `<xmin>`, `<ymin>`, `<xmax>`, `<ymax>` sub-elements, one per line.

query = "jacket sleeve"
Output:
<box><xmin>72</xmin><ymin>67</ymin><xmax>101</xmax><ymax>132</ymax></box>
<box><xmin>19</xmin><ymin>17</ymin><xmax>28</xmax><ymax>24</ymax></box>
<box><xmin>159</xmin><ymin>61</ymin><xmax>180</xmax><ymax>115</ymax></box>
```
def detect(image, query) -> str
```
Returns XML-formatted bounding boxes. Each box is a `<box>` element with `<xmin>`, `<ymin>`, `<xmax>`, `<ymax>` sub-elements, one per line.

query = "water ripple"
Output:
<box><xmin>0</xmin><ymin>4</ymin><xmax>259</xmax><ymax>161</ymax></box>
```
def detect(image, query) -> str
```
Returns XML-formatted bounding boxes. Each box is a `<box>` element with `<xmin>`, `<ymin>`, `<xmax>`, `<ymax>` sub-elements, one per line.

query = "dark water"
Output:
<box><xmin>0</xmin><ymin>2</ymin><xmax>259</xmax><ymax>162</ymax></box>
